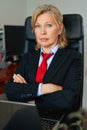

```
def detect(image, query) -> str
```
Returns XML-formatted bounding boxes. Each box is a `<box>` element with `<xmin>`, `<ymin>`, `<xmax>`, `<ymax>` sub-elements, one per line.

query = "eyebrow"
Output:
<box><xmin>35</xmin><ymin>21</ymin><xmax>53</xmax><ymax>24</ymax></box>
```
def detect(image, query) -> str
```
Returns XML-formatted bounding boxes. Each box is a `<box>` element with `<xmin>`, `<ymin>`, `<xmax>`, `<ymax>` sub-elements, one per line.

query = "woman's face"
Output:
<box><xmin>34</xmin><ymin>13</ymin><xmax>63</xmax><ymax>52</ymax></box>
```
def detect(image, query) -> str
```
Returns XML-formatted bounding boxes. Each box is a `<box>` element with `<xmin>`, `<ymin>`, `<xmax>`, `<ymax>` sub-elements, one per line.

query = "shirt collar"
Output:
<box><xmin>40</xmin><ymin>44</ymin><xmax>59</xmax><ymax>55</ymax></box>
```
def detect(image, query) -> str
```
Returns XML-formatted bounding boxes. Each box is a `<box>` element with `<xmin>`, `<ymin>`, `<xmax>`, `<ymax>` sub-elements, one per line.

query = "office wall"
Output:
<box><xmin>0</xmin><ymin>0</ymin><xmax>27</xmax><ymax>51</ymax></box>
<box><xmin>26</xmin><ymin>0</ymin><xmax>87</xmax><ymax>108</ymax></box>
<box><xmin>0</xmin><ymin>0</ymin><xmax>27</xmax><ymax>28</ymax></box>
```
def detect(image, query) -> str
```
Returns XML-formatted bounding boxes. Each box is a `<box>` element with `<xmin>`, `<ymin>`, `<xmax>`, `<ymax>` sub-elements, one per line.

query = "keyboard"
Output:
<box><xmin>40</xmin><ymin>118</ymin><xmax>59</xmax><ymax>130</ymax></box>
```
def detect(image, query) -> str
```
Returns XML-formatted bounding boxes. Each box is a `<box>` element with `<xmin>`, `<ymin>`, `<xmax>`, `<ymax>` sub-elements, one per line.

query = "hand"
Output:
<box><xmin>41</xmin><ymin>83</ymin><xmax>63</xmax><ymax>95</ymax></box>
<box><xmin>13</xmin><ymin>74</ymin><xmax>35</xmax><ymax>104</ymax></box>
<box><xmin>13</xmin><ymin>74</ymin><xmax>27</xmax><ymax>84</ymax></box>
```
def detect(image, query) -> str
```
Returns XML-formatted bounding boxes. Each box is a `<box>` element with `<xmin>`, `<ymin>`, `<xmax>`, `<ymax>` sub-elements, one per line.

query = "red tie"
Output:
<box><xmin>35</xmin><ymin>52</ymin><xmax>53</xmax><ymax>83</ymax></box>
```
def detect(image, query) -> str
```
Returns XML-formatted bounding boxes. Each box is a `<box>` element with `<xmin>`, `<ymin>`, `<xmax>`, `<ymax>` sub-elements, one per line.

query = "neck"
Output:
<box><xmin>41</xmin><ymin>44</ymin><xmax>58</xmax><ymax>53</ymax></box>
<box><xmin>42</xmin><ymin>44</ymin><xmax>57</xmax><ymax>53</ymax></box>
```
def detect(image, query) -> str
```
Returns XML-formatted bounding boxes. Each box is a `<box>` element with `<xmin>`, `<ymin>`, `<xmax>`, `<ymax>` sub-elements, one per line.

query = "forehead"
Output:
<box><xmin>35</xmin><ymin>12</ymin><xmax>56</xmax><ymax>23</ymax></box>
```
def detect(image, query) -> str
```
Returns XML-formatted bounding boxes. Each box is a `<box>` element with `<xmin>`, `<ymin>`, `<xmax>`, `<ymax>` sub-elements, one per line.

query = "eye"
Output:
<box><xmin>46</xmin><ymin>24</ymin><xmax>52</xmax><ymax>27</ymax></box>
<box><xmin>35</xmin><ymin>24</ymin><xmax>41</xmax><ymax>28</ymax></box>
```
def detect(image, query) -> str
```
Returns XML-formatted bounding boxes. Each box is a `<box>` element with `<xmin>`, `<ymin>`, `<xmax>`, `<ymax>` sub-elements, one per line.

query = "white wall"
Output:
<box><xmin>26</xmin><ymin>0</ymin><xmax>87</xmax><ymax>108</ymax></box>
<box><xmin>0</xmin><ymin>0</ymin><xmax>27</xmax><ymax>28</ymax></box>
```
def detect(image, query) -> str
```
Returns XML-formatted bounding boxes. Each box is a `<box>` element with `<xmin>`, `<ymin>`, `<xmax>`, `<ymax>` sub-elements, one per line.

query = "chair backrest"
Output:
<box><xmin>24</xmin><ymin>14</ymin><xmax>84</xmax><ymax>53</ymax></box>
<box><xmin>23</xmin><ymin>16</ymin><xmax>36</xmax><ymax>53</ymax></box>
<box><xmin>63</xmin><ymin>14</ymin><xmax>84</xmax><ymax>110</ymax></box>
<box><xmin>24</xmin><ymin>14</ymin><xmax>84</xmax><ymax>110</ymax></box>
<box><xmin>63</xmin><ymin>14</ymin><xmax>84</xmax><ymax>54</ymax></box>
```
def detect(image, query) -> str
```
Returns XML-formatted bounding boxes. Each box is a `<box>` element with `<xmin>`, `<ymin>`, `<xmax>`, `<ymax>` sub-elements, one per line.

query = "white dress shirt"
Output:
<box><xmin>37</xmin><ymin>45</ymin><xmax>59</xmax><ymax>96</ymax></box>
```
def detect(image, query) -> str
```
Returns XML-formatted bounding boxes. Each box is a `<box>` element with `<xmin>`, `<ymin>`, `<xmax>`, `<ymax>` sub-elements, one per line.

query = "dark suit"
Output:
<box><xmin>5</xmin><ymin>47</ymin><xmax>82</xmax><ymax>118</ymax></box>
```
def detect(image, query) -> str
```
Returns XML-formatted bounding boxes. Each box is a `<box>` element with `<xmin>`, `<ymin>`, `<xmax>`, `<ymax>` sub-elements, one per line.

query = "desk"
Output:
<box><xmin>0</xmin><ymin>63</ymin><xmax>18</xmax><ymax>94</ymax></box>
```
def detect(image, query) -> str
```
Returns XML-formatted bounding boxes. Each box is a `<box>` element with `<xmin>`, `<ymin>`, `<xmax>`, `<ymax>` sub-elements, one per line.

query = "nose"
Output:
<box><xmin>40</xmin><ymin>27</ymin><xmax>46</xmax><ymax>35</ymax></box>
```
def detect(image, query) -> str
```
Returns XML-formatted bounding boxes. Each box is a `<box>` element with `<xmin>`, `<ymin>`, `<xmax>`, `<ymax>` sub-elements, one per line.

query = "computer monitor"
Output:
<box><xmin>3</xmin><ymin>25</ymin><xmax>25</xmax><ymax>62</ymax></box>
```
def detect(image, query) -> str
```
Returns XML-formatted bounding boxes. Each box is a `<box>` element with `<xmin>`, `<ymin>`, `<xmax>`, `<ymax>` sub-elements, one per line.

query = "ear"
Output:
<box><xmin>58</xmin><ymin>23</ymin><xmax>64</xmax><ymax>35</ymax></box>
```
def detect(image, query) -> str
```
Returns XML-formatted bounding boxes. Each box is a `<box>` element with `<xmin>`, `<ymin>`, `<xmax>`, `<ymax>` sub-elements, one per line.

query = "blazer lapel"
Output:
<box><xmin>44</xmin><ymin>48</ymin><xmax>69</xmax><ymax>81</ymax></box>
<box><xmin>29</xmin><ymin>49</ymin><xmax>40</xmax><ymax>79</ymax></box>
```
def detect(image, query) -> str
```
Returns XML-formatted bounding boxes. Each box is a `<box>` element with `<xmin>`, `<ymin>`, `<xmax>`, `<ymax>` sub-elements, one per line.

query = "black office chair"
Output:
<box><xmin>63</xmin><ymin>14</ymin><xmax>84</xmax><ymax>110</ymax></box>
<box><xmin>24</xmin><ymin>14</ymin><xmax>84</xmax><ymax>110</ymax></box>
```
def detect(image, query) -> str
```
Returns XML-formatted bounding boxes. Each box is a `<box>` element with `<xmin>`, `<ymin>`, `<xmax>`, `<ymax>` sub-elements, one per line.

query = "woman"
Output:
<box><xmin>5</xmin><ymin>4</ymin><xmax>82</xmax><ymax>118</ymax></box>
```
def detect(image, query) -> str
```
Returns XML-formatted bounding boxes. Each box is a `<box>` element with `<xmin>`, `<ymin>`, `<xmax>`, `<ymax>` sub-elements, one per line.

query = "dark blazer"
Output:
<box><xmin>5</xmin><ymin>47</ymin><xmax>82</xmax><ymax>118</ymax></box>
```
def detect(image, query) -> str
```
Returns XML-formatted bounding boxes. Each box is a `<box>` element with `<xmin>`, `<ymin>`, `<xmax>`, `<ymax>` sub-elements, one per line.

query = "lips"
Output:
<box><xmin>40</xmin><ymin>38</ymin><xmax>48</xmax><ymax>42</ymax></box>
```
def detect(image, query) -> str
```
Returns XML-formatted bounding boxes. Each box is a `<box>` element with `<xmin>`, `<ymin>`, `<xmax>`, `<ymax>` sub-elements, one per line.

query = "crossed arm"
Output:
<box><xmin>13</xmin><ymin>74</ymin><xmax>63</xmax><ymax>104</ymax></box>
<box><xmin>13</xmin><ymin>74</ymin><xmax>63</xmax><ymax>94</ymax></box>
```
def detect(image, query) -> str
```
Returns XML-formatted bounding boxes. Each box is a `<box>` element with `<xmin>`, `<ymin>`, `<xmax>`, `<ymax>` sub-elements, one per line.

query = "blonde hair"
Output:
<box><xmin>31</xmin><ymin>4</ymin><xmax>68</xmax><ymax>50</ymax></box>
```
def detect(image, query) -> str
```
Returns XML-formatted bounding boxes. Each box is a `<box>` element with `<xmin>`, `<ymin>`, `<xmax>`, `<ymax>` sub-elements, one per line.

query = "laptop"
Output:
<box><xmin>0</xmin><ymin>100</ymin><xmax>63</xmax><ymax>130</ymax></box>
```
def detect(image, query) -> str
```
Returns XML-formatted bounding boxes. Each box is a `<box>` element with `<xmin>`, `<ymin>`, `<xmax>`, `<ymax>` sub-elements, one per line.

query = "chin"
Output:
<box><xmin>40</xmin><ymin>43</ymin><xmax>49</xmax><ymax>47</ymax></box>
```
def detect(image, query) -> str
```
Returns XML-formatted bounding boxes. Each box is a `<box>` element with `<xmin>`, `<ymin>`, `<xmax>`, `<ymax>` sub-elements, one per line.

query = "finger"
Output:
<box><xmin>13</xmin><ymin>74</ymin><xmax>23</xmax><ymax>83</ymax></box>
<box><xmin>13</xmin><ymin>74</ymin><xmax>27</xmax><ymax>83</ymax></box>
<box><xmin>13</xmin><ymin>74</ymin><xmax>21</xmax><ymax>82</ymax></box>
<box><xmin>17</xmin><ymin>74</ymin><xmax>27</xmax><ymax>83</ymax></box>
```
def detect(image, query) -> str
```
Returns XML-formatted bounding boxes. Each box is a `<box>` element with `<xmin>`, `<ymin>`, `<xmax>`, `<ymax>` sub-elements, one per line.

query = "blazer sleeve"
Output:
<box><xmin>36</xmin><ymin>52</ymin><xmax>83</xmax><ymax>114</ymax></box>
<box><xmin>5</xmin><ymin>54</ymin><xmax>39</xmax><ymax>102</ymax></box>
